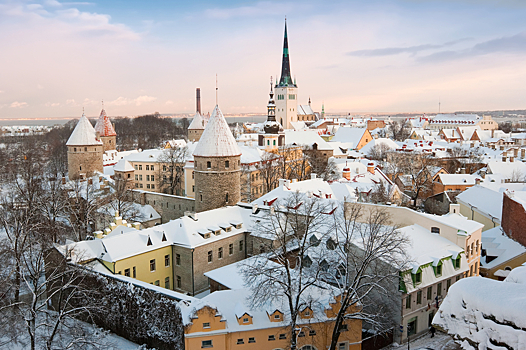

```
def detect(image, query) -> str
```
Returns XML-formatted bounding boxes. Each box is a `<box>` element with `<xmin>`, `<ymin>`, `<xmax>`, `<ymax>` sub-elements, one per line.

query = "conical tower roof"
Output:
<box><xmin>193</xmin><ymin>105</ymin><xmax>241</xmax><ymax>157</ymax></box>
<box><xmin>94</xmin><ymin>108</ymin><xmax>116</xmax><ymax>137</ymax></box>
<box><xmin>277</xmin><ymin>19</ymin><xmax>296</xmax><ymax>88</ymax></box>
<box><xmin>66</xmin><ymin>113</ymin><xmax>103</xmax><ymax>146</ymax></box>
<box><xmin>188</xmin><ymin>111</ymin><xmax>207</xmax><ymax>130</ymax></box>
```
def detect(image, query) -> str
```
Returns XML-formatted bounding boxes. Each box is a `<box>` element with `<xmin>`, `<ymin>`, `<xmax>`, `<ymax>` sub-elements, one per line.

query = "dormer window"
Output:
<box><xmin>243</xmin><ymin>317</ymin><xmax>249</xmax><ymax>323</ymax></box>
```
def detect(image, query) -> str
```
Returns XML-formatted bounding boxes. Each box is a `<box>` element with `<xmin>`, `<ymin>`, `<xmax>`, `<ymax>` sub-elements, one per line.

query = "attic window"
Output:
<box><xmin>162</xmin><ymin>233</ymin><xmax>167</xmax><ymax>242</ymax></box>
<box><xmin>243</xmin><ymin>317</ymin><xmax>249</xmax><ymax>323</ymax></box>
<box><xmin>147</xmin><ymin>237</ymin><xmax>152</xmax><ymax>246</ymax></box>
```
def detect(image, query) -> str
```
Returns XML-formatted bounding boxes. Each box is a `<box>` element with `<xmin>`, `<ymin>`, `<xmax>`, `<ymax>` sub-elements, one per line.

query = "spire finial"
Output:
<box><xmin>215</xmin><ymin>74</ymin><xmax>218</xmax><ymax>106</ymax></box>
<box><xmin>102</xmin><ymin>99</ymin><xmax>104</xmax><ymax>108</ymax></box>
<box><xmin>270</xmin><ymin>76</ymin><xmax>273</xmax><ymax>92</ymax></box>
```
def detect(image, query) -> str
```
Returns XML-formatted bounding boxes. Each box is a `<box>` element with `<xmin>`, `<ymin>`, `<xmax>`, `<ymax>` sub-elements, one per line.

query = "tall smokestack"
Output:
<box><xmin>196</xmin><ymin>88</ymin><xmax>201</xmax><ymax>114</ymax></box>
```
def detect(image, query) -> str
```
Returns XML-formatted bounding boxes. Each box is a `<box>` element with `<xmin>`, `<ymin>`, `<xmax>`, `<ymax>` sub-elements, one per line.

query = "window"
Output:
<box><xmin>146</xmin><ymin>165</ymin><xmax>149</xmax><ymax>170</ymax></box>
<box><xmin>475</xmin><ymin>261</ymin><xmax>478</xmax><ymax>274</ymax></box>
<box><xmin>207</xmin><ymin>161</ymin><xmax>211</xmax><ymax>169</ymax></box>
<box><xmin>151</xmin><ymin>165</ymin><xmax>154</xmax><ymax>171</ymax></box>
<box><xmin>229</xmin><ymin>243</ymin><xmax>233</xmax><ymax>255</ymax></box>
<box><xmin>147</xmin><ymin>184</ymin><xmax>150</xmax><ymax>189</ymax></box>
<box><xmin>268</xmin><ymin>335</ymin><xmax>275</xmax><ymax>341</ymax></box>
<box><xmin>437</xmin><ymin>282</ymin><xmax>442</xmax><ymax>296</ymax></box>
<box><xmin>248</xmin><ymin>337</ymin><xmax>255</xmax><ymax>343</ymax></box>
<box><xmin>236</xmin><ymin>339</ymin><xmax>244</xmax><ymax>344</ymax></box>
<box><xmin>201</xmin><ymin>340</ymin><xmax>213</xmax><ymax>348</ymax></box>
<box><xmin>406</xmin><ymin>294</ymin><xmax>412</xmax><ymax>309</ymax></box>
<box><xmin>124</xmin><ymin>268</ymin><xmax>130</xmax><ymax>277</ymax></box>
<box><xmin>436</xmin><ymin>264</ymin><xmax>442</xmax><ymax>275</ymax></box>
<box><xmin>309</xmin><ymin>330</ymin><xmax>317</xmax><ymax>336</ymax></box>
<box><xmin>177</xmin><ymin>275</ymin><xmax>181</xmax><ymax>288</ymax></box>
<box><xmin>417</xmin><ymin>291</ymin><xmax>422</xmax><ymax>304</ymax></box>
<box><xmin>139</xmin><ymin>165</ymin><xmax>142</xmax><ymax>170</ymax></box>
<box><xmin>225</xmin><ymin>192</ymin><xmax>229</xmax><ymax>203</ymax></box>
<box><xmin>274</xmin><ymin>314</ymin><xmax>280</xmax><ymax>319</ymax></box>
<box><xmin>192</xmin><ymin>185</ymin><xmax>195</xmax><ymax>192</ymax></box>
<box><xmin>176</xmin><ymin>253</ymin><xmax>181</xmax><ymax>265</ymax></box>
<box><xmin>150</xmin><ymin>259</ymin><xmax>156</xmax><ymax>271</ymax></box>
<box><xmin>456</xmin><ymin>275</ymin><xmax>461</xmax><ymax>282</ymax></box>
<box><xmin>135</xmin><ymin>174</ymin><xmax>138</xmax><ymax>180</ymax></box>
<box><xmin>243</xmin><ymin>317</ymin><xmax>249</xmax><ymax>323</ymax></box>
<box><xmin>151</xmin><ymin>175</ymin><xmax>155</xmax><ymax>181</ymax></box>
<box><xmin>279</xmin><ymin>334</ymin><xmax>286</xmax><ymax>340</ymax></box>
<box><xmin>134</xmin><ymin>165</ymin><xmax>138</xmax><ymax>170</ymax></box>
<box><xmin>139</xmin><ymin>175</ymin><xmax>143</xmax><ymax>181</ymax></box>
<box><xmin>218</xmin><ymin>247</ymin><xmax>223</xmax><ymax>259</ymax></box>
<box><xmin>431</xmin><ymin>227</ymin><xmax>440</xmax><ymax>234</ymax></box>
<box><xmin>135</xmin><ymin>183</ymin><xmax>138</xmax><ymax>188</ymax></box>
<box><xmin>154</xmin><ymin>280</ymin><xmax>159</xmax><ymax>286</ymax></box>
<box><xmin>340</xmin><ymin>324</ymin><xmax>348</xmax><ymax>331</ymax></box>
<box><xmin>446</xmin><ymin>278</ymin><xmax>451</xmax><ymax>291</ymax></box>
<box><xmin>208</xmin><ymin>250</ymin><xmax>212</xmax><ymax>262</ymax></box>
<box><xmin>151</xmin><ymin>184</ymin><xmax>155</xmax><ymax>189</ymax></box>
<box><xmin>239</xmin><ymin>240</ymin><xmax>244</xmax><ymax>251</ymax></box>
<box><xmin>74</xmin><ymin>147</ymin><xmax>77</xmax><ymax>152</ymax></box>
<box><xmin>225</xmin><ymin>160</ymin><xmax>229</xmax><ymax>168</ymax></box>
<box><xmin>133</xmin><ymin>266</ymin><xmax>136</xmax><ymax>278</ymax></box>
<box><xmin>203</xmin><ymin>322</ymin><xmax>210</xmax><ymax>329</ymax></box>
<box><xmin>165</xmin><ymin>277</ymin><xmax>170</xmax><ymax>289</ymax></box>
<box><xmin>414</xmin><ymin>271</ymin><xmax>422</xmax><ymax>284</ymax></box>
<box><xmin>298</xmin><ymin>331</ymin><xmax>305</xmax><ymax>337</ymax></box>
<box><xmin>84</xmin><ymin>147</ymin><xmax>87</xmax><ymax>151</ymax></box>
<box><xmin>165</xmin><ymin>255</ymin><xmax>170</xmax><ymax>267</ymax></box>
<box><xmin>453</xmin><ymin>256</ymin><xmax>461</xmax><ymax>269</ymax></box>
<box><xmin>146</xmin><ymin>175</ymin><xmax>150</xmax><ymax>181</ymax></box>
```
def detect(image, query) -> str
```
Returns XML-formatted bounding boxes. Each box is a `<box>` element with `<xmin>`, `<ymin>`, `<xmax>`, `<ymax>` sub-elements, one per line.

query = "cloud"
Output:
<box><xmin>420</xmin><ymin>32</ymin><xmax>526</xmax><ymax>62</ymax></box>
<box><xmin>10</xmin><ymin>101</ymin><xmax>28</xmax><ymax>108</ymax></box>
<box><xmin>44</xmin><ymin>102</ymin><xmax>60</xmax><ymax>107</ymax></box>
<box><xmin>107</xmin><ymin>96</ymin><xmax>157</xmax><ymax>107</ymax></box>
<box><xmin>203</xmin><ymin>1</ymin><xmax>296</xmax><ymax>20</ymax></box>
<box><xmin>165</xmin><ymin>100</ymin><xmax>174</xmax><ymax>105</ymax></box>
<box><xmin>347</xmin><ymin>39</ymin><xmax>470</xmax><ymax>57</ymax></box>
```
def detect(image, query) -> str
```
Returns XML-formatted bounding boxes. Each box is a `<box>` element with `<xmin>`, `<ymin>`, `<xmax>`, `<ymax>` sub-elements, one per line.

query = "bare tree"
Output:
<box><xmin>390</xmin><ymin>152</ymin><xmax>434</xmax><ymax>207</ymax></box>
<box><xmin>65</xmin><ymin>179</ymin><xmax>103</xmax><ymax>241</ymax></box>
<box><xmin>242</xmin><ymin>192</ymin><xmax>333</xmax><ymax>350</ymax></box>
<box><xmin>322</xmin><ymin>204</ymin><xmax>410</xmax><ymax>350</ymax></box>
<box><xmin>157</xmin><ymin>146</ymin><xmax>188</xmax><ymax>195</ymax></box>
<box><xmin>259</xmin><ymin>152</ymin><xmax>280</xmax><ymax>193</ymax></box>
<box><xmin>96</xmin><ymin>177</ymin><xmax>143</xmax><ymax>230</ymax></box>
<box><xmin>389</xmin><ymin>120</ymin><xmax>411</xmax><ymax>141</ymax></box>
<box><xmin>366</xmin><ymin>143</ymin><xmax>392</xmax><ymax>162</ymax></box>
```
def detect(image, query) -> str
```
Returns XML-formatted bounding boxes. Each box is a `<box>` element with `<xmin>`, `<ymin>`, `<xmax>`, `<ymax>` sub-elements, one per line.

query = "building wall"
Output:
<box><xmin>67</xmin><ymin>145</ymin><xmax>103</xmax><ymax>179</ymax></box>
<box><xmin>502</xmin><ymin>192</ymin><xmax>526</xmax><ymax>247</ymax></box>
<box><xmin>194</xmin><ymin>155</ymin><xmax>241</xmax><ymax>213</ymax></box>
<box><xmin>100</xmin><ymin>135</ymin><xmax>116</xmax><ymax>152</ymax></box>
<box><xmin>109</xmin><ymin>245</ymin><xmax>173</xmax><ymax>289</ymax></box>
<box><xmin>458</xmin><ymin>202</ymin><xmax>500</xmax><ymax>231</ymax></box>
<box><xmin>275</xmin><ymin>86</ymin><xmax>298</xmax><ymax>130</ymax></box>
<box><xmin>188</xmin><ymin>128</ymin><xmax>204</xmax><ymax>142</ymax></box>
<box><xmin>367</xmin><ymin>120</ymin><xmax>386</xmax><ymax>131</ymax></box>
<box><xmin>355</xmin><ymin>130</ymin><xmax>373</xmax><ymax>150</ymax></box>
<box><xmin>191</xmin><ymin>233</ymin><xmax>247</xmax><ymax>294</ymax></box>
<box><xmin>432</xmin><ymin>182</ymin><xmax>473</xmax><ymax>196</ymax></box>
<box><xmin>130</xmin><ymin>190</ymin><xmax>195</xmax><ymax>223</ymax></box>
<box><xmin>480</xmin><ymin>252</ymin><xmax>526</xmax><ymax>280</ymax></box>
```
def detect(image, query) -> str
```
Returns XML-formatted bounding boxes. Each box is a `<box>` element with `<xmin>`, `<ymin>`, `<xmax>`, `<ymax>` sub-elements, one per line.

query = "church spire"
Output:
<box><xmin>277</xmin><ymin>18</ymin><xmax>296</xmax><ymax>88</ymax></box>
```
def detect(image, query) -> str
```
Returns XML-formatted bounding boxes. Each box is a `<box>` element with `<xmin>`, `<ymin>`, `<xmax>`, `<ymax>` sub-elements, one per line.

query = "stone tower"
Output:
<box><xmin>188</xmin><ymin>111</ymin><xmax>207</xmax><ymax>142</ymax></box>
<box><xmin>193</xmin><ymin>105</ymin><xmax>241</xmax><ymax>213</ymax></box>
<box><xmin>275</xmin><ymin>19</ymin><xmax>298</xmax><ymax>130</ymax></box>
<box><xmin>66</xmin><ymin>112</ymin><xmax>104</xmax><ymax>179</ymax></box>
<box><xmin>94</xmin><ymin>108</ymin><xmax>117</xmax><ymax>152</ymax></box>
<box><xmin>259</xmin><ymin>78</ymin><xmax>285</xmax><ymax>151</ymax></box>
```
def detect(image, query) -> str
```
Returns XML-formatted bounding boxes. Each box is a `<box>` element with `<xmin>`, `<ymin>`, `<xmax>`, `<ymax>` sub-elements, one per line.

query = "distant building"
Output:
<box><xmin>428</xmin><ymin>114</ymin><xmax>498</xmax><ymax>131</ymax></box>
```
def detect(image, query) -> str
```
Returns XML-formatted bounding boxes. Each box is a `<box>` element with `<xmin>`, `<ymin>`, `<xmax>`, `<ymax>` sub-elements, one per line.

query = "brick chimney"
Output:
<box><xmin>367</xmin><ymin>162</ymin><xmax>375</xmax><ymax>175</ymax></box>
<box><xmin>196</xmin><ymin>88</ymin><xmax>201</xmax><ymax>114</ymax></box>
<box><xmin>343</xmin><ymin>162</ymin><xmax>351</xmax><ymax>181</ymax></box>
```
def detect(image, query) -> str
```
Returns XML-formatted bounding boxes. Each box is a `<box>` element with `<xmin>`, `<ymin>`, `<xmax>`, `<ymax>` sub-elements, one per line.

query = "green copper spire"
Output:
<box><xmin>277</xmin><ymin>19</ymin><xmax>296</xmax><ymax>88</ymax></box>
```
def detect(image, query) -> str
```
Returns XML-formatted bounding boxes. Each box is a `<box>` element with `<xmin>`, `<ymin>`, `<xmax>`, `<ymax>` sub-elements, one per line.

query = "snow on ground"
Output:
<box><xmin>384</xmin><ymin>331</ymin><xmax>459</xmax><ymax>350</ymax></box>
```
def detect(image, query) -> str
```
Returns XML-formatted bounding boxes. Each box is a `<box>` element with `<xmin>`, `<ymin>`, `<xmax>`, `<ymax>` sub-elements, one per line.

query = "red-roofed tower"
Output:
<box><xmin>94</xmin><ymin>108</ymin><xmax>117</xmax><ymax>152</ymax></box>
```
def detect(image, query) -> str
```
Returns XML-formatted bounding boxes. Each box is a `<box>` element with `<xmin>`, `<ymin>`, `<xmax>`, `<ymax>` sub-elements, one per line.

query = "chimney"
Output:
<box><xmin>460</xmin><ymin>168</ymin><xmax>466</xmax><ymax>174</ymax></box>
<box><xmin>502</xmin><ymin>156</ymin><xmax>507</xmax><ymax>162</ymax></box>
<box><xmin>252</xmin><ymin>204</ymin><xmax>258</xmax><ymax>214</ymax></box>
<box><xmin>449</xmin><ymin>203</ymin><xmax>460</xmax><ymax>214</ymax></box>
<box><xmin>475</xmin><ymin>178</ymin><xmax>481</xmax><ymax>185</ymax></box>
<box><xmin>343</xmin><ymin>163</ymin><xmax>351</xmax><ymax>181</ymax></box>
<box><xmin>311</xmin><ymin>173</ymin><xmax>317</xmax><ymax>180</ymax></box>
<box><xmin>61</xmin><ymin>176</ymin><xmax>66</xmax><ymax>184</ymax></box>
<box><xmin>367</xmin><ymin>162</ymin><xmax>375</xmax><ymax>175</ymax></box>
<box><xmin>196</xmin><ymin>88</ymin><xmax>201</xmax><ymax>114</ymax></box>
<box><xmin>510</xmin><ymin>157</ymin><xmax>515</xmax><ymax>163</ymax></box>
<box><xmin>491</xmin><ymin>129</ymin><xmax>495</xmax><ymax>138</ymax></box>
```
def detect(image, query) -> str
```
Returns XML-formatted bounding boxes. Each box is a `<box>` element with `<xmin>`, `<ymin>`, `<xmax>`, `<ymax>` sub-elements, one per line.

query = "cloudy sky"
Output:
<box><xmin>1</xmin><ymin>0</ymin><xmax>526</xmax><ymax>119</ymax></box>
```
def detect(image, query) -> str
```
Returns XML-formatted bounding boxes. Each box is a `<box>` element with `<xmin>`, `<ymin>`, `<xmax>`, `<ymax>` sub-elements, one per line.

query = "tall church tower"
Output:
<box><xmin>193</xmin><ymin>105</ymin><xmax>241</xmax><ymax>212</ymax></box>
<box><xmin>275</xmin><ymin>19</ymin><xmax>298</xmax><ymax>130</ymax></box>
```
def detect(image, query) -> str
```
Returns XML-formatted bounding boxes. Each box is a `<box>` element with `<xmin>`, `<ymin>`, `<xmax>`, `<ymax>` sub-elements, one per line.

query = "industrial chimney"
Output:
<box><xmin>196</xmin><ymin>88</ymin><xmax>201</xmax><ymax>114</ymax></box>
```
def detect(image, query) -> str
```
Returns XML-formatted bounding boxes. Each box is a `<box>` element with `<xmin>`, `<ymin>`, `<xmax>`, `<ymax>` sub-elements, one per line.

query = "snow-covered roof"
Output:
<box><xmin>456</xmin><ymin>185</ymin><xmax>503</xmax><ymax>223</ymax></box>
<box><xmin>486</xmin><ymin>160</ymin><xmax>526</xmax><ymax>180</ymax></box>
<box><xmin>113</xmin><ymin>159</ymin><xmax>134</xmax><ymax>172</ymax></box>
<box><xmin>437</xmin><ymin>174</ymin><xmax>480</xmax><ymax>186</ymax></box>
<box><xmin>284</xmin><ymin>129</ymin><xmax>332</xmax><ymax>150</ymax></box>
<box><xmin>193</xmin><ymin>105</ymin><xmax>241</xmax><ymax>157</ymax></box>
<box><xmin>297</xmin><ymin>104</ymin><xmax>314</xmax><ymax>115</ymax></box>
<box><xmin>358</xmin><ymin>138</ymin><xmax>398</xmax><ymax>155</ymax></box>
<box><xmin>480</xmin><ymin>227</ymin><xmax>526</xmax><ymax>270</ymax></box>
<box><xmin>94</xmin><ymin>108</ymin><xmax>116</xmax><ymax>137</ymax></box>
<box><xmin>330</xmin><ymin>126</ymin><xmax>368</xmax><ymax>146</ymax></box>
<box><xmin>420</xmin><ymin>212</ymin><xmax>484</xmax><ymax>236</ymax></box>
<box><xmin>188</xmin><ymin>111</ymin><xmax>207</xmax><ymax>130</ymax></box>
<box><xmin>165</xmin><ymin>139</ymin><xmax>187</xmax><ymax>148</ymax></box>
<box><xmin>238</xmin><ymin>144</ymin><xmax>264</xmax><ymax>164</ymax></box>
<box><xmin>66</xmin><ymin>113</ymin><xmax>103</xmax><ymax>146</ymax></box>
<box><xmin>429</xmin><ymin>113</ymin><xmax>481</xmax><ymax>125</ymax></box>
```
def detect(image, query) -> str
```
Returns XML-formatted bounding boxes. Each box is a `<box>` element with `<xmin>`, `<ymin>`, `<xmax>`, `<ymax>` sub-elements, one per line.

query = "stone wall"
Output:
<box><xmin>188</xmin><ymin>128</ymin><xmax>204</xmax><ymax>142</ymax></box>
<box><xmin>130</xmin><ymin>190</ymin><xmax>195</xmax><ymax>223</ymax></box>
<box><xmin>100</xmin><ymin>135</ymin><xmax>116</xmax><ymax>152</ymax></box>
<box><xmin>67</xmin><ymin>145</ymin><xmax>103</xmax><ymax>179</ymax></box>
<box><xmin>194</xmin><ymin>155</ymin><xmax>241</xmax><ymax>212</ymax></box>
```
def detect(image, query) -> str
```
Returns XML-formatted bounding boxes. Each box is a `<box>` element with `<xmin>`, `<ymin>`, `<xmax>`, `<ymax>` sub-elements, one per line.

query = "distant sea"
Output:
<box><xmin>0</xmin><ymin>115</ymin><xmax>268</xmax><ymax>127</ymax></box>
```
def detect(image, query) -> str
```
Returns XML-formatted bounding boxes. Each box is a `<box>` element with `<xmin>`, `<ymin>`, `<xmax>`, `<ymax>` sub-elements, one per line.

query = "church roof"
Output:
<box><xmin>188</xmin><ymin>111</ymin><xmax>207</xmax><ymax>130</ymax></box>
<box><xmin>277</xmin><ymin>20</ymin><xmax>296</xmax><ymax>88</ymax></box>
<box><xmin>66</xmin><ymin>113</ymin><xmax>103</xmax><ymax>146</ymax></box>
<box><xmin>193</xmin><ymin>105</ymin><xmax>241</xmax><ymax>157</ymax></box>
<box><xmin>94</xmin><ymin>109</ymin><xmax>117</xmax><ymax>137</ymax></box>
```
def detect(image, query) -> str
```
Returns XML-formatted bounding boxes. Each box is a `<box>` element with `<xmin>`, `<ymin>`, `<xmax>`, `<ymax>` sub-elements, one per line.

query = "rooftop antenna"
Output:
<box><xmin>215</xmin><ymin>74</ymin><xmax>218</xmax><ymax>106</ymax></box>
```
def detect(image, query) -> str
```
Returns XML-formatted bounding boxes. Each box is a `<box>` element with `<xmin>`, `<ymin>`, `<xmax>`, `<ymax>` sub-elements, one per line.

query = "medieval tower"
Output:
<box><xmin>66</xmin><ymin>112</ymin><xmax>104</xmax><ymax>179</ymax></box>
<box><xmin>259</xmin><ymin>78</ymin><xmax>284</xmax><ymax>150</ymax></box>
<box><xmin>275</xmin><ymin>19</ymin><xmax>298</xmax><ymax>130</ymax></box>
<box><xmin>94</xmin><ymin>108</ymin><xmax>117</xmax><ymax>152</ymax></box>
<box><xmin>193</xmin><ymin>105</ymin><xmax>241</xmax><ymax>213</ymax></box>
<box><xmin>188</xmin><ymin>88</ymin><xmax>208</xmax><ymax>142</ymax></box>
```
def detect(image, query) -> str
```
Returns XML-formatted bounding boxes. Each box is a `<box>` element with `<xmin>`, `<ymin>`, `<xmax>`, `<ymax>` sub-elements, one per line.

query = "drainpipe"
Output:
<box><xmin>191</xmin><ymin>248</ymin><xmax>195</xmax><ymax>296</ymax></box>
<box><xmin>469</xmin><ymin>204</ymin><xmax>477</xmax><ymax>220</ymax></box>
